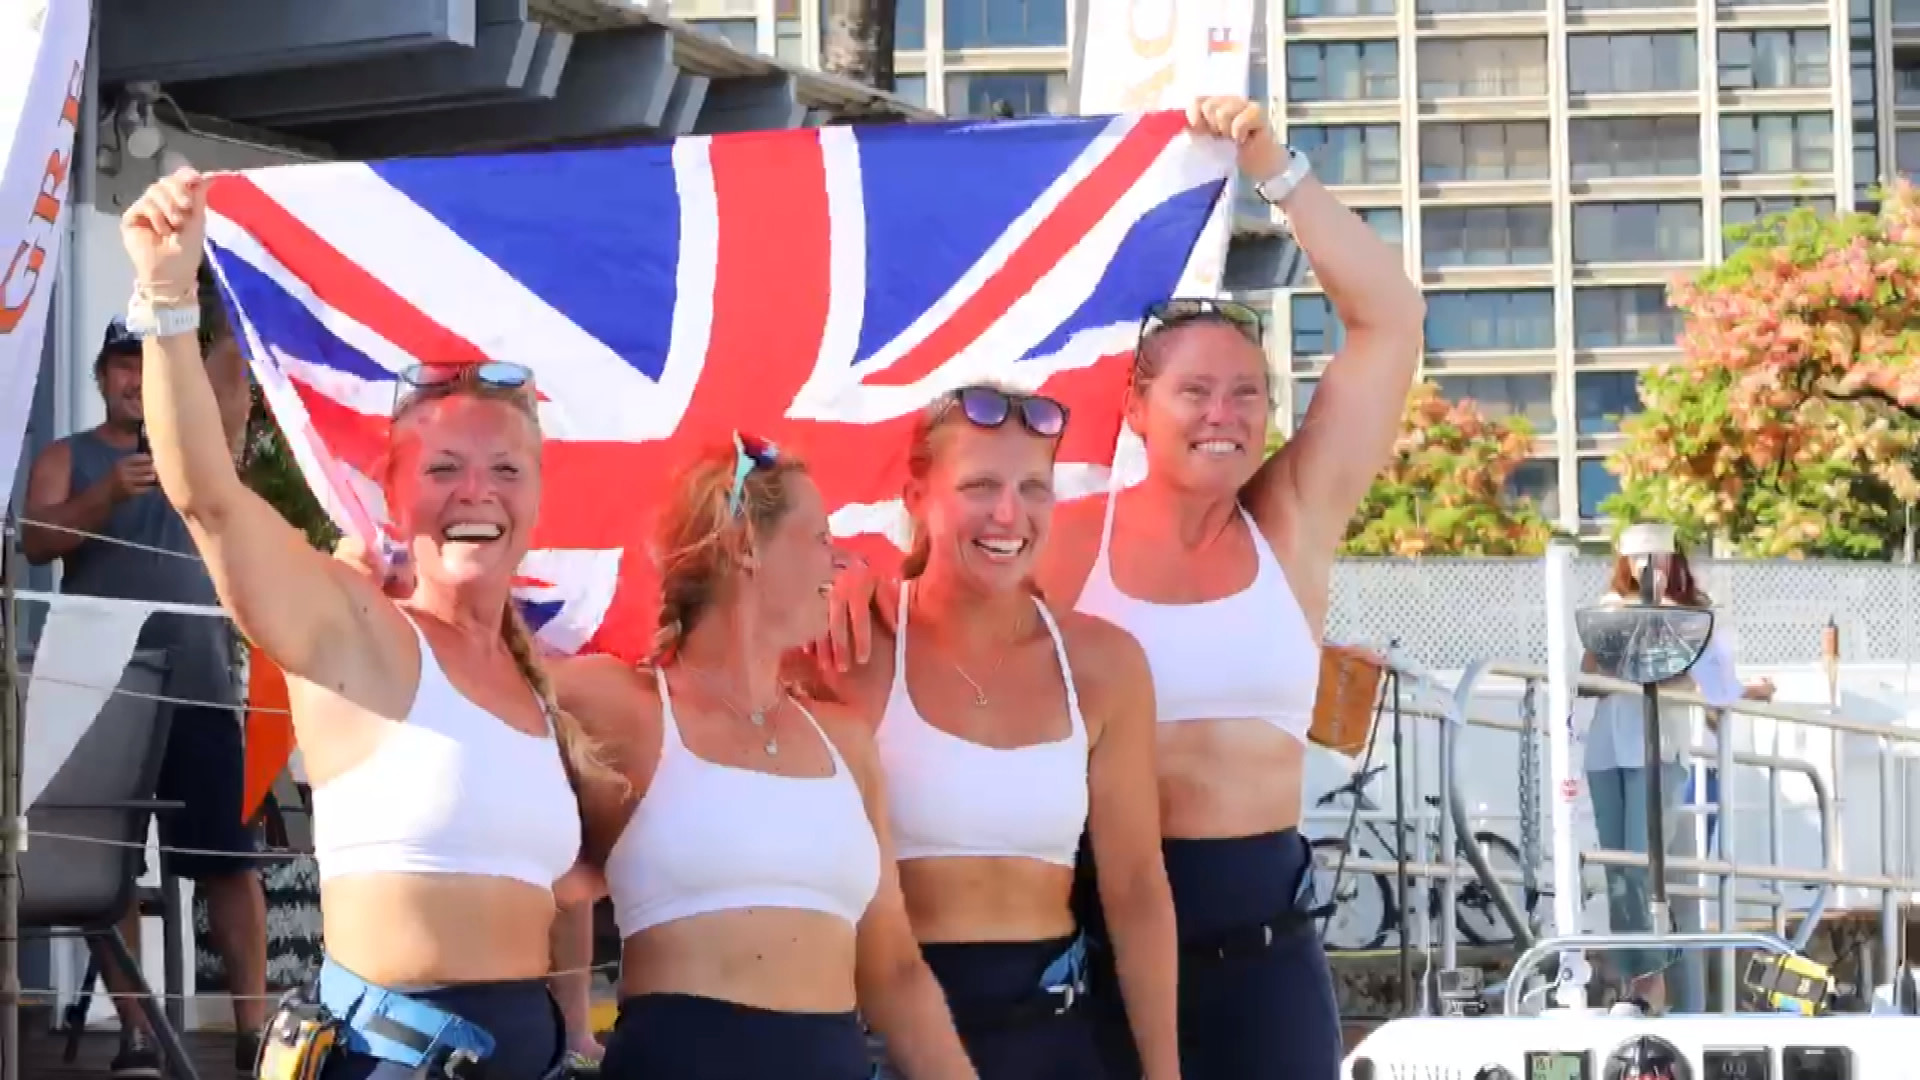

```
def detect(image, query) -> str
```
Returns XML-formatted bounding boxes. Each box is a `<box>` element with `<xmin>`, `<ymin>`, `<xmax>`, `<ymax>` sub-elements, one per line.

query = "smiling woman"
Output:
<box><xmin>123</xmin><ymin>166</ymin><xmax>608</xmax><ymax>1080</ymax></box>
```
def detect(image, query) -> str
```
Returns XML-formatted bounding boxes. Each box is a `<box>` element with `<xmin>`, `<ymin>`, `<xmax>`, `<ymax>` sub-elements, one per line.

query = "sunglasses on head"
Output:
<box><xmin>1138</xmin><ymin>298</ymin><xmax>1265</xmax><ymax>350</ymax></box>
<box><xmin>393</xmin><ymin>361</ymin><xmax>536</xmax><ymax>414</ymax></box>
<box><xmin>728</xmin><ymin>431</ymin><xmax>780</xmax><ymax>517</ymax></box>
<box><xmin>940</xmin><ymin>385</ymin><xmax>1069</xmax><ymax>439</ymax></box>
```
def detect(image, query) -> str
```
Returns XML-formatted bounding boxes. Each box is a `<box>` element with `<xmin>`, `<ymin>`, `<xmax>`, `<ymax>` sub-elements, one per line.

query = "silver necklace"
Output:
<box><xmin>680</xmin><ymin>666</ymin><xmax>783</xmax><ymax>757</ymax></box>
<box><xmin>915</xmin><ymin>597</ymin><xmax>1027</xmax><ymax>708</ymax></box>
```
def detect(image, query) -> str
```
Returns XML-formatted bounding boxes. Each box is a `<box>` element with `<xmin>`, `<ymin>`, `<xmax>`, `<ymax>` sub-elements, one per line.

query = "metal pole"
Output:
<box><xmin>1639</xmin><ymin>556</ymin><xmax>1671</xmax><ymax>942</ymax></box>
<box><xmin>1542</xmin><ymin>539</ymin><xmax>1584</xmax><ymax>1006</ymax></box>
<box><xmin>1390</xmin><ymin>670</ymin><xmax>1413</xmax><ymax>1015</ymax></box>
<box><xmin>2</xmin><ymin>517</ymin><xmax>22</xmax><ymax>1080</ymax></box>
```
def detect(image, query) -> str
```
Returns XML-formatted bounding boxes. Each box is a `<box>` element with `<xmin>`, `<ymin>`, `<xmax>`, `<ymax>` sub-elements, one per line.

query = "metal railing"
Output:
<box><xmin>1309</xmin><ymin>655</ymin><xmax>1920</xmax><ymax>1013</ymax></box>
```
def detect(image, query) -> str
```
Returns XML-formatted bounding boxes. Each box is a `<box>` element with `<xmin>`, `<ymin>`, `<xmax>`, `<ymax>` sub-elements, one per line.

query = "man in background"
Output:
<box><xmin>20</xmin><ymin>319</ymin><xmax>265</xmax><ymax>1078</ymax></box>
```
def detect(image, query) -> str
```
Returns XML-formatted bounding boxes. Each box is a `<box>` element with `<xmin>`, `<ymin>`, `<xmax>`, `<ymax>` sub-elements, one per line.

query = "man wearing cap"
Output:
<box><xmin>21</xmin><ymin>319</ymin><xmax>263</xmax><ymax>1078</ymax></box>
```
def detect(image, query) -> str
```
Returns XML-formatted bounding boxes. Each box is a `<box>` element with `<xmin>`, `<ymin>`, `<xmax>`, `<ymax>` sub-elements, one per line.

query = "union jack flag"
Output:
<box><xmin>202</xmin><ymin>112</ymin><xmax>1231</xmax><ymax>664</ymax></box>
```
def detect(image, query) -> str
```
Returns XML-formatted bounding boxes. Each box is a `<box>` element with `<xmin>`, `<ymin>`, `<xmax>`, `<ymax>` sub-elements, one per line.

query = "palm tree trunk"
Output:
<box><xmin>821</xmin><ymin>0</ymin><xmax>897</xmax><ymax>91</ymax></box>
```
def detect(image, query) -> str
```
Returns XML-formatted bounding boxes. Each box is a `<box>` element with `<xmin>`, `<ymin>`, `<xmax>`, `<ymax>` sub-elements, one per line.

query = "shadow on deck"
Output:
<box><xmin>17</xmin><ymin>1010</ymin><xmax>243</xmax><ymax>1080</ymax></box>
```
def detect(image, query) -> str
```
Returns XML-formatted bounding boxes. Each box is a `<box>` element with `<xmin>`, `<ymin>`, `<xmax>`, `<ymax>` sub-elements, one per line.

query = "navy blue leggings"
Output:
<box><xmin>316</xmin><ymin>977</ymin><xmax>562</xmax><ymax>1080</ymax></box>
<box><xmin>1079</xmin><ymin>830</ymin><xmax>1342</xmax><ymax>1080</ymax></box>
<box><xmin>602</xmin><ymin>993</ymin><xmax>870</xmax><ymax>1080</ymax></box>
<box><xmin>919</xmin><ymin>937</ymin><xmax>1104</xmax><ymax>1080</ymax></box>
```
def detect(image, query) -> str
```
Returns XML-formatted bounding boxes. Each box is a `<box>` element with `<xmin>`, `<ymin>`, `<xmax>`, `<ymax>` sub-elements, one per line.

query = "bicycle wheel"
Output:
<box><xmin>1456</xmin><ymin>831</ymin><xmax>1539</xmax><ymax>947</ymax></box>
<box><xmin>1310</xmin><ymin>836</ymin><xmax>1395</xmax><ymax>952</ymax></box>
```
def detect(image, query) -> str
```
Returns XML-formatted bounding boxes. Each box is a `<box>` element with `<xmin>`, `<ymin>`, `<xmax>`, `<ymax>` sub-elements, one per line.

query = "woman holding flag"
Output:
<box><xmin>121</xmin><ymin>168</ymin><xmax>608</xmax><ymax>1080</ymax></box>
<box><xmin>815</xmin><ymin>383</ymin><xmax>1179</xmax><ymax>1080</ymax></box>
<box><xmin>826</xmin><ymin>96</ymin><xmax>1425</xmax><ymax>1079</ymax></box>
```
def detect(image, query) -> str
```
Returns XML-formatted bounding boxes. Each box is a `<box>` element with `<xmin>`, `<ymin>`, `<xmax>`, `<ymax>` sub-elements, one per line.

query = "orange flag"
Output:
<box><xmin>242</xmin><ymin>642</ymin><xmax>296</xmax><ymax>823</ymax></box>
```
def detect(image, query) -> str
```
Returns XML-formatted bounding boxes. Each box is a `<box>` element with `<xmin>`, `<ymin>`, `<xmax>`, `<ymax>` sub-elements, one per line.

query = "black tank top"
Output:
<box><xmin>61</xmin><ymin>428</ymin><xmax>237</xmax><ymax>707</ymax></box>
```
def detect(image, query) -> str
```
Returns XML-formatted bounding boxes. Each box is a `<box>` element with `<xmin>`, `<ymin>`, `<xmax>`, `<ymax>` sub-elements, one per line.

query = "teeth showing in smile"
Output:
<box><xmin>1193</xmin><ymin>439</ymin><xmax>1242</xmax><ymax>456</ymax></box>
<box><xmin>974</xmin><ymin>538</ymin><xmax>1027</xmax><ymax>560</ymax></box>
<box><xmin>444</xmin><ymin>522</ymin><xmax>504</xmax><ymax>542</ymax></box>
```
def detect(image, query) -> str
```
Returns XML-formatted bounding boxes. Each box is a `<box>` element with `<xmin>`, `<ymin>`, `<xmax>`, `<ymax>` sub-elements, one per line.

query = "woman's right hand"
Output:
<box><xmin>121</xmin><ymin>167</ymin><xmax>209</xmax><ymax>292</ymax></box>
<box><xmin>813</xmin><ymin>551</ymin><xmax>883</xmax><ymax>673</ymax></box>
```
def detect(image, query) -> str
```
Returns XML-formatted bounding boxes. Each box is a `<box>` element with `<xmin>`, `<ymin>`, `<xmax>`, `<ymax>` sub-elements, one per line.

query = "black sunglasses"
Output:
<box><xmin>1138</xmin><ymin>298</ymin><xmax>1265</xmax><ymax>349</ymax></box>
<box><xmin>940</xmin><ymin>385</ymin><xmax>1069</xmax><ymax>438</ymax></box>
<box><xmin>394</xmin><ymin>361</ymin><xmax>535</xmax><ymax>414</ymax></box>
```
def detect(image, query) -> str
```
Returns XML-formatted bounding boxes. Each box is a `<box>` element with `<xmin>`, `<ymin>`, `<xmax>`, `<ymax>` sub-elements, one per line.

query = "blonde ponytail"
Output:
<box><xmin>499</xmin><ymin>604</ymin><xmax>624</xmax><ymax>793</ymax></box>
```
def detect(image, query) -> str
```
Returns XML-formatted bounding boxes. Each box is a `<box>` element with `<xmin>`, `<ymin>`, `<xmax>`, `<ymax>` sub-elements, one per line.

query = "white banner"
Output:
<box><xmin>0</xmin><ymin>0</ymin><xmax>90</xmax><ymax>497</ymax></box>
<box><xmin>1072</xmin><ymin>0</ymin><xmax>1258</xmax><ymax>299</ymax></box>
<box><xmin>1070</xmin><ymin>0</ymin><xmax>1258</xmax><ymax>488</ymax></box>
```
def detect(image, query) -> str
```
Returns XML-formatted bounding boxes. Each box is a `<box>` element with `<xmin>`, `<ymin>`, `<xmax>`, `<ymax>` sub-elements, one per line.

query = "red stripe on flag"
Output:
<box><xmin>206</xmin><ymin>174</ymin><xmax>493</xmax><ymax>368</ymax></box>
<box><xmin>860</xmin><ymin>111</ymin><xmax>1187</xmax><ymax>389</ymax></box>
<box><xmin>577</xmin><ymin>129</ymin><xmax>838</xmax><ymax>661</ymax></box>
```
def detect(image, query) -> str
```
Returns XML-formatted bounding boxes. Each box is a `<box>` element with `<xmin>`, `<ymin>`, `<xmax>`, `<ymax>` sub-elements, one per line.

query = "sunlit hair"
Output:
<box><xmin>1610</xmin><ymin>549</ymin><xmax>1709</xmax><ymax>608</ymax></box>
<box><xmin>899</xmin><ymin>380</ymin><xmax>1061</xmax><ymax>581</ymax></box>
<box><xmin>383</xmin><ymin>375</ymin><xmax>620</xmax><ymax>793</ymax></box>
<box><xmin>1130</xmin><ymin>310</ymin><xmax>1273</xmax><ymax>401</ymax></box>
<box><xmin>652</xmin><ymin>436</ymin><xmax>812</xmax><ymax>663</ymax></box>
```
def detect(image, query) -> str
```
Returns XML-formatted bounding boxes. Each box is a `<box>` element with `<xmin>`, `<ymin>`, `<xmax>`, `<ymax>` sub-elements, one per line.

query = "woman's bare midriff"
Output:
<box><xmin>1155</xmin><ymin>719</ymin><xmax>1306</xmax><ymax>839</ymax></box>
<box><xmin>898</xmin><ymin>858</ymin><xmax>1078</xmax><ymax>945</ymax></box>
<box><xmin>618</xmin><ymin>909</ymin><xmax>859</xmax><ymax>1013</ymax></box>
<box><xmin>321</xmin><ymin>875</ymin><xmax>558</xmax><ymax>988</ymax></box>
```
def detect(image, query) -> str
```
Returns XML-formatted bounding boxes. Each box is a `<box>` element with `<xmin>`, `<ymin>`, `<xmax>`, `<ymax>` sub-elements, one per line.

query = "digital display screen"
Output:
<box><xmin>1526</xmin><ymin>1051</ymin><xmax>1590</xmax><ymax>1080</ymax></box>
<box><xmin>1782</xmin><ymin>1047</ymin><xmax>1850</xmax><ymax>1080</ymax></box>
<box><xmin>1705</xmin><ymin>1049</ymin><xmax>1771</xmax><ymax>1080</ymax></box>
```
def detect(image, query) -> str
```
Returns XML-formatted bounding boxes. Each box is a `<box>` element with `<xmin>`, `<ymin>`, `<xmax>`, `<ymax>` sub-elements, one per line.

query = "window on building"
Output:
<box><xmin>1288</xmin><ymin>0</ymin><xmax>1395</xmax><ymax>15</ymax></box>
<box><xmin>1720</xmin><ymin>113</ymin><xmax>1835</xmax><ymax>175</ymax></box>
<box><xmin>1898</xmin><ymin>54</ymin><xmax>1920</xmax><ymax>105</ymax></box>
<box><xmin>1578</xmin><ymin>458</ymin><xmax>1621</xmax><ymax>520</ymax></box>
<box><xmin>1359</xmin><ymin>207</ymin><xmax>1405</xmax><ymax>246</ymax></box>
<box><xmin>1574</xmin><ymin>285</ymin><xmax>1683</xmax><ymax>348</ymax></box>
<box><xmin>1721</xmin><ymin>195</ymin><xmax>1836</xmax><ymax>255</ymax></box>
<box><xmin>1421</xmin><ymin>205</ymin><xmax>1552</xmax><ymax>267</ymax></box>
<box><xmin>1433</xmin><ymin>373</ymin><xmax>1557</xmax><ymax>433</ymax></box>
<box><xmin>1574</xmin><ymin>371</ymin><xmax>1645</xmax><ymax>434</ymax></box>
<box><xmin>1291</xmin><ymin>295</ymin><xmax>1346</xmax><ymax>356</ymax></box>
<box><xmin>1425</xmin><ymin>290</ymin><xmax>1555</xmax><ymax>351</ymax></box>
<box><xmin>1567</xmin><ymin>32</ymin><xmax>1699</xmax><ymax>93</ymax></box>
<box><xmin>1287</xmin><ymin>41</ymin><xmax>1399</xmax><ymax>101</ymax></box>
<box><xmin>1417</xmin><ymin>38</ymin><xmax>1549</xmax><ymax>98</ymax></box>
<box><xmin>1567</xmin><ymin>0</ymin><xmax>1689</xmax><ymax>9</ymax></box>
<box><xmin>946</xmin><ymin>71</ymin><xmax>1069</xmax><ymax>117</ymax></box>
<box><xmin>691</xmin><ymin>17</ymin><xmax>758</xmax><ymax>52</ymax></box>
<box><xmin>892</xmin><ymin>74</ymin><xmax>929</xmax><ymax>107</ymax></box>
<box><xmin>1292</xmin><ymin>377</ymin><xmax>1319</xmax><ymax>430</ymax></box>
<box><xmin>944</xmin><ymin>0</ymin><xmax>1068</xmax><ymax>48</ymax></box>
<box><xmin>1420</xmin><ymin>0</ymin><xmax>1543</xmax><ymax>11</ymax></box>
<box><xmin>1568</xmin><ymin>115</ymin><xmax>1701</xmax><ymax>180</ymax></box>
<box><xmin>1718</xmin><ymin>29</ymin><xmax>1830</xmax><ymax>89</ymax></box>
<box><xmin>1571</xmin><ymin>201</ymin><xmax>1703</xmax><ymax>263</ymax></box>
<box><xmin>1506</xmin><ymin>459</ymin><xmax>1561</xmax><ymax>519</ymax></box>
<box><xmin>1291</xmin><ymin>124</ymin><xmax>1401</xmax><ymax>185</ymax></box>
<box><xmin>1420</xmin><ymin>121</ymin><xmax>1551</xmax><ymax>182</ymax></box>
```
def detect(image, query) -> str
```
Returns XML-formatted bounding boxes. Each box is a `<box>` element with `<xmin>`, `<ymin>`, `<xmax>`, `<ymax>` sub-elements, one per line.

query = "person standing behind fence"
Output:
<box><xmin>21</xmin><ymin>316</ymin><xmax>266</xmax><ymax>1079</ymax></box>
<box><xmin>1581</xmin><ymin>547</ymin><xmax>1774</xmax><ymax>1015</ymax></box>
<box><xmin>119</xmin><ymin>167</ymin><xmax>608</xmax><ymax>1080</ymax></box>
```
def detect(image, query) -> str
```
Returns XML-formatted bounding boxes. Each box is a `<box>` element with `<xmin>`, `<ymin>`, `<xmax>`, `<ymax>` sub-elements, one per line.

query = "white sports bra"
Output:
<box><xmin>603</xmin><ymin>668</ymin><xmax>882</xmax><ymax>938</ymax></box>
<box><xmin>311</xmin><ymin>613</ymin><xmax>581</xmax><ymax>888</ymax></box>
<box><xmin>877</xmin><ymin>583</ymin><xmax>1089</xmax><ymax>868</ymax></box>
<box><xmin>1074</xmin><ymin>497</ymin><xmax>1319</xmax><ymax>739</ymax></box>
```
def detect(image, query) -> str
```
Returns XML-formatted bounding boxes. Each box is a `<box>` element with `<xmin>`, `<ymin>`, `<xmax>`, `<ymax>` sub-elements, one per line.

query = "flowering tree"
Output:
<box><xmin>1604</xmin><ymin>184</ymin><xmax>1920</xmax><ymax>558</ymax></box>
<box><xmin>1336</xmin><ymin>381</ymin><xmax>1554</xmax><ymax>557</ymax></box>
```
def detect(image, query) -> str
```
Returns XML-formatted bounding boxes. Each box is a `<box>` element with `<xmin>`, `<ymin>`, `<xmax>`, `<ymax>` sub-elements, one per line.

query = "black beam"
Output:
<box><xmin>660</xmin><ymin>74</ymin><xmax>712</xmax><ymax>137</ymax></box>
<box><xmin>170</xmin><ymin>7</ymin><xmax>543</xmax><ymax>126</ymax></box>
<box><xmin>693</xmin><ymin>74</ymin><xmax>805</xmax><ymax>135</ymax></box>
<box><xmin>101</xmin><ymin>0</ymin><xmax>479</xmax><ymax>84</ymax></box>
<box><xmin>317</xmin><ymin>26</ymin><xmax>679</xmax><ymax>158</ymax></box>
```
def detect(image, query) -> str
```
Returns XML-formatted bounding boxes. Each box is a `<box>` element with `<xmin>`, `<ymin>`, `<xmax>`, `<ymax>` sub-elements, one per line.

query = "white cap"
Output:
<box><xmin>1618</xmin><ymin>523</ymin><xmax>1677</xmax><ymax>559</ymax></box>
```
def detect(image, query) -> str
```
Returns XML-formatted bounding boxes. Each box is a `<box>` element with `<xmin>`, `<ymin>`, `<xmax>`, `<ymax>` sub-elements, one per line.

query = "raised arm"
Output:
<box><xmin>1075</xmin><ymin>616</ymin><xmax>1179</xmax><ymax>1080</ymax></box>
<box><xmin>1201</xmin><ymin>100</ymin><xmax>1424</xmax><ymax>558</ymax></box>
<box><xmin>817</xmin><ymin>706</ymin><xmax>976</xmax><ymax>1080</ymax></box>
<box><xmin>123</xmin><ymin>168</ymin><xmax>370</xmax><ymax>684</ymax></box>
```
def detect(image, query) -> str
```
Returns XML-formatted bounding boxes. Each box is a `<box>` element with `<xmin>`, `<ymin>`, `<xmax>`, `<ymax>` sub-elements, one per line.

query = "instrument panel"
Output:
<box><xmin>1348</xmin><ymin>1016</ymin><xmax>1911</xmax><ymax>1080</ymax></box>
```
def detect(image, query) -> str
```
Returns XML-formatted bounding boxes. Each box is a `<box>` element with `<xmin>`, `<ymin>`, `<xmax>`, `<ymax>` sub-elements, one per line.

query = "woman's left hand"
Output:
<box><xmin>1187</xmin><ymin>95</ymin><xmax>1286</xmax><ymax>186</ymax></box>
<box><xmin>566</xmin><ymin>1030</ymin><xmax>605</xmax><ymax>1065</ymax></box>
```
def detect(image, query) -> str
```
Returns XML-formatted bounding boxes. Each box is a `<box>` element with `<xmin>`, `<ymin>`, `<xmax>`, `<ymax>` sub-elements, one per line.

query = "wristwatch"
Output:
<box><xmin>1254</xmin><ymin>146</ymin><xmax>1312</xmax><ymax>207</ymax></box>
<box><xmin>125</xmin><ymin>293</ymin><xmax>201</xmax><ymax>340</ymax></box>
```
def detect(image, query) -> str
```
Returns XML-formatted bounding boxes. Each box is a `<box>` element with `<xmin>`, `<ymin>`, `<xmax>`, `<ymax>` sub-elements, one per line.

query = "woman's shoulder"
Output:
<box><xmin>1052</xmin><ymin>608</ymin><xmax>1152</xmax><ymax>694</ymax></box>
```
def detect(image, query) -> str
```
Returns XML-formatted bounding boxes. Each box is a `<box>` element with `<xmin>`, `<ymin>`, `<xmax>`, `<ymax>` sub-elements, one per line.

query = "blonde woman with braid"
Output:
<box><xmin>122</xmin><ymin>168</ymin><xmax>607</xmax><ymax>1080</ymax></box>
<box><xmin>554</xmin><ymin>436</ymin><xmax>977</xmax><ymax>1080</ymax></box>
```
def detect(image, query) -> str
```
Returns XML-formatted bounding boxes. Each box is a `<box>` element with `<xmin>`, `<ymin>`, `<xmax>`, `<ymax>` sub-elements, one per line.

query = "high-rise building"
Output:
<box><xmin>668</xmin><ymin>0</ymin><xmax>1878</xmax><ymax>534</ymax></box>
